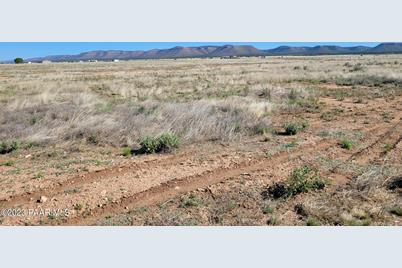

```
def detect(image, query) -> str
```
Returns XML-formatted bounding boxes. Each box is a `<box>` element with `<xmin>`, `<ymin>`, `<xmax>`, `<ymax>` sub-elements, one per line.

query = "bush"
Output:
<box><xmin>387</xmin><ymin>176</ymin><xmax>402</xmax><ymax>191</ymax></box>
<box><xmin>306</xmin><ymin>218</ymin><xmax>321</xmax><ymax>226</ymax></box>
<box><xmin>122</xmin><ymin>147</ymin><xmax>132</xmax><ymax>157</ymax></box>
<box><xmin>283</xmin><ymin>121</ymin><xmax>308</xmax><ymax>135</ymax></box>
<box><xmin>390</xmin><ymin>207</ymin><xmax>402</xmax><ymax>217</ymax></box>
<box><xmin>138</xmin><ymin>133</ymin><xmax>180</xmax><ymax>154</ymax></box>
<box><xmin>180</xmin><ymin>194</ymin><xmax>201</xmax><ymax>208</ymax></box>
<box><xmin>339</xmin><ymin>139</ymin><xmax>354</xmax><ymax>150</ymax></box>
<box><xmin>157</xmin><ymin>133</ymin><xmax>180</xmax><ymax>153</ymax></box>
<box><xmin>14</xmin><ymin>58</ymin><xmax>24</xmax><ymax>64</ymax></box>
<box><xmin>262</xmin><ymin>166</ymin><xmax>326</xmax><ymax>199</ymax></box>
<box><xmin>0</xmin><ymin>141</ymin><xmax>20</xmax><ymax>154</ymax></box>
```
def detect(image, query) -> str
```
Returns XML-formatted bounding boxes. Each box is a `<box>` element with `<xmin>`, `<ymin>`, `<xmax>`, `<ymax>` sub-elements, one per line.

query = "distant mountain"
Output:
<box><xmin>264</xmin><ymin>45</ymin><xmax>371</xmax><ymax>55</ymax></box>
<box><xmin>20</xmin><ymin>43</ymin><xmax>402</xmax><ymax>63</ymax></box>
<box><xmin>369</xmin><ymin>42</ymin><xmax>402</xmax><ymax>53</ymax></box>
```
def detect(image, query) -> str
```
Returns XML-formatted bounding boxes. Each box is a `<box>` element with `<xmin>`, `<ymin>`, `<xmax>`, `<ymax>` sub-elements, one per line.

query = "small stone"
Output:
<box><xmin>25</xmin><ymin>154</ymin><xmax>32</xmax><ymax>158</ymax></box>
<box><xmin>174</xmin><ymin>186</ymin><xmax>180</xmax><ymax>190</ymax></box>
<box><xmin>38</xmin><ymin>196</ymin><xmax>48</xmax><ymax>203</ymax></box>
<box><xmin>100</xmin><ymin>190</ymin><xmax>107</xmax><ymax>196</ymax></box>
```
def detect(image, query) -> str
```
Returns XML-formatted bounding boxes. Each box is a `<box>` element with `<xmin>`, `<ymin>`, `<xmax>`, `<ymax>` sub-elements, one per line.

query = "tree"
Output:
<box><xmin>14</xmin><ymin>58</ymin><xmax>24</xmax><ymax>64</ymax></box>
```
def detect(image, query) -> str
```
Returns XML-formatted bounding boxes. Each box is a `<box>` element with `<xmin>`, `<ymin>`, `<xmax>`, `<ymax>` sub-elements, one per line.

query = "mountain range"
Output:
<box><xmin>19</xmin><ymin>43</ymin><xmax>402</xmax><ymax>62</ymax></box>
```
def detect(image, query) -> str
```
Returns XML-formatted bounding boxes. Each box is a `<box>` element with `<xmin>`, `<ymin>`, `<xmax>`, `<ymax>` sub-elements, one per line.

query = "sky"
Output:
<box><xmin>0</xmin><ymin>42</ymin><xmax>381</xmax><ymax>61</ymax></box>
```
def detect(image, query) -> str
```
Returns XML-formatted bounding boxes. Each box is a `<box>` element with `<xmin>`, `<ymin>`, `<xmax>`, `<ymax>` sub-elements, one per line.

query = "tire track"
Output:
<box><xmin>0</xmin><ymin>151</ymin><xmax>194</xmax><ymax>208</ymax></box>
<box><xmin>61</xmin><ymin>139</ymin><xmax>338</xmax><ymax>225</ymax></box>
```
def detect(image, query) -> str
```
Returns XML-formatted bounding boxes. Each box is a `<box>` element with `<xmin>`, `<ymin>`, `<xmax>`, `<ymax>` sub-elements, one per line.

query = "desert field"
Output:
<box><xmin>0</xmin><ymin>55</ymin><xmax>401</xmax><ymax>226</ymax></box>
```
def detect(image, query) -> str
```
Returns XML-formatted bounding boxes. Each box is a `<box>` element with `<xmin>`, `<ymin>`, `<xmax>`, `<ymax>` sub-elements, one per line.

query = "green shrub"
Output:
<box><xmin>390</xmin><ymin>207</ymin><xmax>402</xmax><ymax>217</ymax></box>
<box><xmin>157</xmin><ymin>133</ymin><xmax>180</xmax><ymax>153</ymax></box>
<box><xmin>14</xmin><ymin>58</ymin><xmax>24</xmax><ymax>64</ymax></box>
<box><xmin>0</xmin><ymin>141</ymin><xmax>20</xmax><ymax>154</ymax></box>
<box><xmin>122</xmin><ymin>147</ymin><xmax>132</xmax><ymax>157</ymax></box>
<box><xmin>262</xmin><ymin>205</ymin><xmax>274</xmax><ymax>214</ymax></box>
<box><xmin>0</xmin><ymin>160</ymin><xmax>15</xmax><ymax>166</ymax></box>
<box><xmin>306</xmin><ymin>218</ymin><xmax>321</xmax><ymax>226</ymax></box>
<box><xmin>283</xmin><ymin>121</ymin><xmax>308</xmax><ymax>135</ymax></box>
<box><xmin>87</xmin><ymin>135</ymin><xmax>99</xmax><ymax>145</ymax></box>
<box><xmin>138</xmin><ymin>136</ymin><xmax>159</xmax><ymax>154</ymax></box>
<box><xmin>262</xmin><ymin>166</ymin><xmax>326</xmax><ymax>199</ymax></box>
<box><xmin>138</xmin><ymin>133</ymin><xmax>180</xmax><ymax>154</ymax></box>
<box><xmin>339</xmin><ymin>139</ymin><xmax>354</xmax><ymax>150</ymax></box>
<box><xmin>383</xmin><ymin>143</ymin><xmax>393</xmax><ymax>153</ymax></box>
<box><xmin>180</xmin><ymin>194</ymin><xmax>201</xmax><ymax>208</ymax></box>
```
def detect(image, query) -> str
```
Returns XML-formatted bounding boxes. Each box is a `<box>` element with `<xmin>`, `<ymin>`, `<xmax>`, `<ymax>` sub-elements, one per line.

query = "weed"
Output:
<box><xmin>0</xmin><ymin>140</ymin><xmax>20</xmax><ymax>154</ymax></box>
<box><xmin>294</xmin><ymin>203</ymin><xmax>308</xmax><ymax>217</ymax></box>
<box><xmin>283</xmin><ymin>121</ymin><xmax>308</xmax><ymax>135</ymax></box>
<box><xmin>121</xmin><ymin>147</ymin><xmax>132</xmax><ymax>157</ymax></box>
<box><xmin>262</xmin><ymin>166</ymin><xmax>326</xmax><ymax>199</ymax></box>
<box><xmin>74</xmin><ymin>203</ymin><xmax>83</xmax><ymax>211</ymax></box>
<box><xmin>138</xmin><ymin>133</ymin><xmax>180</xmax><ymax>154</ymax></box>
<box><xmin>339</xmin><ymin>139</ymin><xmax>354</xmax><ymax>150</ymax></box>
<box><xmin>87</xmin><ymin>135</ymin><xmax>99</xmax><ymax>145</ymax></box>
<box><xmin>180</xmin><ymin>194</ymin><xmax>202</xmax><ymax>208</ymax></box>
<box><xmin>34</xmin><ymin>171</ymin><xmax>44</xmax><ymax>180</ymax></box>
<box><xmin>0</xmin><ymin>160</ymin><xmax>15</xmax><ymax>166</ymax></box>
<box><xmin>261</xmin><ymin>205</ymin><xmax>274</xmax><ymax>214</ymax></box>
<box><xmin>390</xmin><ymin>207</ymin><xmax>402</xmax><ymax>216</ymax></box>
<box><xmin>306</xmin><ymin>218</ymin><xmax>321</xmax><ymax>226</ymax></box>
<box><xmin>267</xmin><ymin>216</ymin><xmax>279</xmax><ymax>226</ymax></box>
<box><xmin>387</xmin><ymin>176</ymin><xmax>402</xmax><ymax>191</ymax></box>
<box><xmin>383</xmin><ymin>143</ymin><xmax>393</xmax><ymax>153</ymax></box>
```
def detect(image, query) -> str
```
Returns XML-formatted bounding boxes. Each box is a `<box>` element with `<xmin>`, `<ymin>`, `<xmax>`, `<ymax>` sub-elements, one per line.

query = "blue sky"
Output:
<box><xmin>0</xmin><ymin>42</ymin><xmax>381</xmax><ymax>61</ymax></box>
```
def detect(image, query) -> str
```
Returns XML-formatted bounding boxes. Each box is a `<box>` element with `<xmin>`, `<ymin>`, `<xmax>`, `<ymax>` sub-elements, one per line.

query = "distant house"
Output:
<box><xmin>42</xmin><ymin>60</ymin><xmax>52</xmax><ymax>64</ymax></box>
<box><xmin>113</xmin><ymin>59</ymin><xmax>120</xmax><ymax>62</ymax></box>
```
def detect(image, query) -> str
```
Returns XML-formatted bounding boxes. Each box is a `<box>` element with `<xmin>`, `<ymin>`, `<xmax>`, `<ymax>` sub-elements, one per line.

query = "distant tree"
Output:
<box><xmin>14</xmin><ymin>58</ymin><xmax>24</xmax><ymax>64</ymax></box>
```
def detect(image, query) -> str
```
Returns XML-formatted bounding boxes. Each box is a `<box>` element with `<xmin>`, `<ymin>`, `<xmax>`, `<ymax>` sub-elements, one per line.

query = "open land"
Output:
<box><xmin>0</xmin><ymin>55</ymin><xmax>401</xmax><ymax>225</ymax></box>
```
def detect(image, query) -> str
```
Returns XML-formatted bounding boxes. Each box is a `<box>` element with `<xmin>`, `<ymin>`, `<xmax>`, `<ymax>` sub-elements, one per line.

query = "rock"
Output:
<box><xmin>174</xmin><ymin>186</ymin><xmax>180</xmax><ymax>190</ymax></box>
<box><xmin>25</xmin><ymin>154</ymin><xmax>32</xmax><ymax>158</ymax></box>
<box><xmin>100</xmin><ymin>190</ymin><xmax>107</xmax><ymax>196</ymax></box>
<box><xmin>38</xmin><ymin>196</ymin><xmax>48</xmax><ymax>203</ymax></box>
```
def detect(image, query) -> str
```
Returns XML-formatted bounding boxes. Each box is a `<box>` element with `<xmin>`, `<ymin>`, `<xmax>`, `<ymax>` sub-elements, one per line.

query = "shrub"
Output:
<box><xmin>294</xmin><ymin>203</ymin><xmax>308</xmax><ymax>217</ymax></box>
<box><xmin>390</xmin><ymin>207</ymin><xmax>402</xmax><ymax>217</ymax></box>
<box><xmin>179</xmin><ymin>194</ymin><xmax>201</xmax><ymax>208</ymax></box>
<box><xmin>0</xmin><ymin>141</ymin><xmax>20</xmax><ymax>154</ymax></box>
<box><xmin>261</xmin><ymin>205</ymin><xmax>273</xmax><ymax>214</ymax></box>
<box><xmin>14</xmin><ymin>58</ymin><xmax>24</xmax><ymax>64</ymax></box>
<box><xmin>306</xmin><ymin>218</ymin><xmax>321</xmax><ymax>226</ymax></box>
<box><xmin>138</xmin><ymin>136</ymin><xmax>159</xmax><ymax>154</ymax></box>
<box><xmin>339</xmin><ymin>139</ymin><xmax>354</xmax><ymax>150</ymax></box>
<box><xmin>383</xmin><ymin>143</ymin><xmax>393</xmax><ymax>153</ymax></box>
<box><xmin>387</xmin><ymin>176</ymin><xmax>402</xmax><ymax>191</ymax></box>
<box><xmin>87</xmin><ymin>135</ymin><xmax>99</xmax><ymax>145</ymax></box>
<box><xmin>283</xmin><ymin>121</ymin><xmax>308</xmax><ymax>135</ymax></box>
<box><xmin>0</xmin><ymin>160</ymin><xmax>15</xmax><ymax>166</ymax></box>
<box><xmin>122</xmin><ymin>147</ymin><xmax>132</xmax><ymax>157</ymax></box>
<box><xmin>157</xmin><ymin>133</ymin><xmax>180</xmax><ymax>153</ymax></box>
<box><xmin>266</xmin><ymin>216</ymin><xmax>279</xmax><ymax>225</ymax></box>
<box><xmin>138</xmin><ymin>133</ymin><xmax>180</xmax><ymax>154</ymax></box>
<box><xmin>262</xmin><ymin>166</ymin><xmax>326</xmax><ymax>199</ymax></box>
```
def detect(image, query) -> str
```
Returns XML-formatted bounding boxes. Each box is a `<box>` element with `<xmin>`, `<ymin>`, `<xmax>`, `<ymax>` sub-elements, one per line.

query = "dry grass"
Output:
<box><xmin>1</xmin><ymin>54</ymin><xmax>402</xmax><ymax>226</ymax></box>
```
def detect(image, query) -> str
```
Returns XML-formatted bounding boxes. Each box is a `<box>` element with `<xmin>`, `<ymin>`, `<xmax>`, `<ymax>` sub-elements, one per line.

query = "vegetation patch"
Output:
<box><xmin>339</xmin><ymin>139</ymin><xmax>354</xmax><ymax>150</ymax></box>
<box><xmin>0</xmin><ymin>141</ymin><xmax>20</xmax><ymax>154</ymax></box>
<box><xmin>282</xmin><ymin>121</ymin><xmax>308</xmax><ymax>135</ymax></box>
<box><xmin>179</xmin><ymin>194</ymin><xmax>202</xmax><ymax>208</ymax></box>
<box><xmin>262</xmin><ymin>166</ymin><xmax>326</xmax><ymax>199</ymax></box>
<box><xmin>137</xmin><ymin>133</ymin><xmax>180</xmax><ymax>154</ymax></box>
<box><xmin>390</xmin><ymin>207</ymin><xmax>402</xmax><ymax>217</ymax></box>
